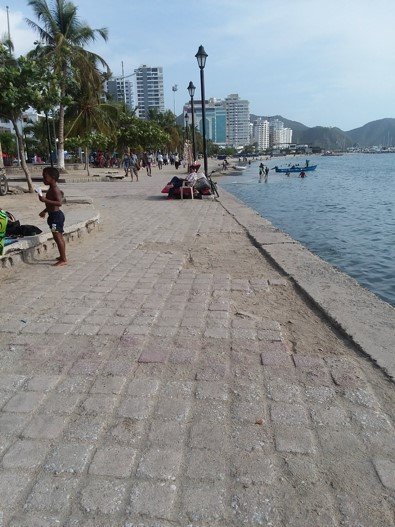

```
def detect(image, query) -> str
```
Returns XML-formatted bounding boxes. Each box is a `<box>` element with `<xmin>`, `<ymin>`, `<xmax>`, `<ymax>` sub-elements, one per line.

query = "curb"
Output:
<box><xmin>217</xmin><ymin>188</ymin><xmax>395</xmax><ymax>380</ymax></box>
<box><xmin>1</xmin><ymin>212</ymin><xmax>100</xmax><ymax>269</ymax></box>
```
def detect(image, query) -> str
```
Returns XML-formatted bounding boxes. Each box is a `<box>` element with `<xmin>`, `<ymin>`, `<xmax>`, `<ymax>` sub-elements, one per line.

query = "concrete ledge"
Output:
<box><xmin>218</xmin><ymin>188</ymin><xmax>395</xmax><ymax>380</ymax></box>
<box><xmin>1</xmin><ymin>211</ymin><xmax>100</xmax><ymax>269</ymax></box>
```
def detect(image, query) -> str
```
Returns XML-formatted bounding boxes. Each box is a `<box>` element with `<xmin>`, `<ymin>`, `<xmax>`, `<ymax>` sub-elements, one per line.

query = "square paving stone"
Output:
<box><xmin>80</xmin><ymin>478</ymin><xmax>128</xmax><ymax>515</ymax></box>
<box><xmin>128</xmin><ymin>481</ymin><xmax>177</xmax><ymax>519</ymax></box>
<box><xmin>24</xmin><ymin>474</ymin><xmax>79</xmax><ymax>513</ymax></box>
<box><xmin>182</xmin><ymin>483</ymin><xmax>226</xmax><ymax>522</ymax></box>
<box><xmin>89</xmin><ymin>445</ymin><xmax>136</xmax><ymax>477</ymax></box>
<box><xmin>0</xmin><ymin>374</ymin><xmax>27</xmax><ymax>391</ymax></box>
<box><xmin>137</xmin><ymin>448</ymin><xmax>182</xmax><ymax>481</ymax></box>
<box><xmin>44</xmin><ymin>442</ymin><xmax>94</xmax><ymax>474</ymax></box>
<box><xmin>270</xmin><ymin>402</ymin><xmax>310</xmax><ymax>426</ymax></box>
<box><xmin>260</xmin><ymin>350</ymin><xmax>293</xmax><ymax>368</ymax></box>
<box><xmin>23</xmin><ymin>414</ymin><xmax>69</xmax><ymax>439</ymax></box>
<box><xmin>185</xmin><ymin>449</ymin><xmax>228</xmax><ymax>481</ymax></box>
<box><xmin>40</xmin><ymin>392</ymin><xmax>82</xmax><ymax>416</ymax></box>
<box><xmin>155</xmin><ymin>398</ymin><xmax>191</xmax><ymax>421</ymax></box>
<box><xmin>56</xmin><ymin>376</ymin><xmax>93</xmax><ymax>393</ymax></box>
<box><xmin>89</xmin><ymin>375</ymin><xmax>127</xmax><ymax>394</ymax></box>
<box><xmin>117</xmin><ymin>396</ymin><xmax>154</xmax><ymax>420</ymax></box>
<box><xmin>25</xmin><ymin>376</ymin><xmax>61</xmax><ymax>392</ymax></box>
<box><xmin>80</xmin><ymin>394</ymin><xmax>118</xmax><ymax>415</ymax></box>
<box><xmin>266</xmin><ymin>380</ymin><xmax>303</xmax><ymax>403</ymax></box>
<box><xmin>232</xmin><ymin>453</ymin><xmax>277</xmax><ymax>485</ymax></box>
<box><xmin>274</xmin><ymin>425</ymin><xmax>316</xmax><ymax>454</ymax></box>
<box><xmin>126</xmin><ymin>378</ymin><xmax>160</xmax><ymax>397</ymax></box>
<box><xmin>195</xmin><ymin>381</ymin><xmax>229</xmax><ymax>401</ymax></box>
<box><xmin>373</xmin><ymin>458</ymin><xmax>395</xmax><ymax>490</ymax></box>
<box><xmin>159</xmin><ymin>381</ymin><xmax>194</xmax><ymax>399</ymax></box>
<box><xmin>64</xmin><ymin>415</ymin><xmax>107</xmax><ymax>442</ymax></box>
<box><xmin>106</xmin><ymin>417</ymin><xmax>145</xmax><ymax>445</ymax></box>
<box><xmin>148</xmin><ymin>420</ymin><xmax>187</xmax><ymax>447</ymax></box>
<box><xmin>0</xmin><ymin>412</ymin><xmax>30</xmax><ymax>435</ymax></box>
<box><xmin>0</xmin><ymin>471</ymin><xmax>33</xmax><ymax>509</ymax></box>
<box><xmin>190</xmin><ymin>421</ymin><xmax>229</xmax><ymax>451</ymax></box>
<box><xmin>3</xmin><ymin>439</ymin><xmax>50</xmax><ymax>470</ymax></box>
<box><xmin>231</xmin><ymin>486</ymin><xmax>280</xmax><ymax>526</ymax></box>
<box><xmin>3</xmin><ymin>391</ymin><xmax>46</xmax><ymax>413</ymax></box>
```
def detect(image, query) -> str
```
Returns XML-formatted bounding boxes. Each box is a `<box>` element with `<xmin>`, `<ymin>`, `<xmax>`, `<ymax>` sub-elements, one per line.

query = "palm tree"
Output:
<box><xmin>65</xmin><ymin>70</ymin><xmax>119</xmax><ymax>176</ymax></box>
<box><xmin>26</xmin><ymin>0</ymin><xmax>109</xmax><ymax>171</ymax></box>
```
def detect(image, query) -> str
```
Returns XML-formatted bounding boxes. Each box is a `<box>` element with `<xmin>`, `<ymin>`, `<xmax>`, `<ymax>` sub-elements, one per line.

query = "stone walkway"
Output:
<box><xmin>0</xmin><ymin>172</ymin><xmax>394</xmax><ymax>526</ymax></box>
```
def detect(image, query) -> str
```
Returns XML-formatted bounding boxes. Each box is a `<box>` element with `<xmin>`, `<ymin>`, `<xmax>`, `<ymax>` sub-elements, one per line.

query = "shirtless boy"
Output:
<box><xmin>38</xmin><ymin>166</ymin><xmax>67</xmax><ymax>266</ymax></box>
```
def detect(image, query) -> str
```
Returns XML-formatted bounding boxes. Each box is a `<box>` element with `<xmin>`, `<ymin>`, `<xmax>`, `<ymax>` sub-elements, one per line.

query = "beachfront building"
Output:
<box><xmin>225</xmin><ymin>94</ymin><xmax>250</xmax><ymax>148</ymax></box>
<box><xmin>183</xmin><ymin>98</ymin><xmax>227</xmax><ymax>146</ymax></box>
<box><xmin>134</xmin><ymin>65</ymin><xmax>165</xmax><ymax>119</ymax></box>
<box><xmin>106</xmin><ymin>77</ymin><xmax>134</xmax><ymax>110</ymax></box>
<box><xmin>269</xmin><ymin>118</ymin><xmax>293</xmax><ymax>147</ymax></box>
<box><xmin>252</xmin><ymin>118</ymin><xmax>270</xmax><ymax>150</ymax></box>
<box><xmin>182</xmin><ymin>93</ymin><xmax>250</xmax><ymax>148</ymax></box>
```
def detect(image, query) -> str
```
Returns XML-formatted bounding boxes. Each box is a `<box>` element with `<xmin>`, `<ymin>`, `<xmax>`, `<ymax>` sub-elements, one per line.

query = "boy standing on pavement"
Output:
<box><xmin>38</xmin><ymin>166</ymin><xmax>67</xmax><ymax>266</ymax></box>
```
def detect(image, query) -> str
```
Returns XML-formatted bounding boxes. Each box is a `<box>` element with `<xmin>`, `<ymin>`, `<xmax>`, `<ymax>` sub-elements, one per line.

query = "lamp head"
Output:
<box><xmin>195</xmin><ymin>45</ymin><xmax>208</xmax><ymax>69</ymax></box>
<box><xmin>187</xmin><ymin>81</ymin><xmax>196</xmax><ymax>98</ymax></box>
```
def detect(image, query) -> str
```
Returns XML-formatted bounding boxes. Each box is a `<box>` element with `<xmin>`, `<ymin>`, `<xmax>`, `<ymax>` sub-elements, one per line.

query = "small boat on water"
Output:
<box><xmin>233</xmin><ymin>165</ymin><xmax>247</xmax><ymax>171</ymax></box>
<box><xmin>274</xmin><ymin>164</ymin><xmax>317</xmax><ymax>173</ymax></box>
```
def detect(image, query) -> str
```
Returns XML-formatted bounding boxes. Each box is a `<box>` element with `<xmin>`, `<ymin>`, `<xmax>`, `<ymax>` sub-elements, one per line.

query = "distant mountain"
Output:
<box><xmin>295</xmin><ymin>127</ymin><xmax>353</xmax><ymax>150</ymax></box>
<box><xmin>251</xmin><ymin>114</ymin><xmax>395</xmax><ymax>149</ymax></box>
<box><xmin>346</xmin><ymin>118</ymin><xmax>395</xmax><ymax>148</ymax></box>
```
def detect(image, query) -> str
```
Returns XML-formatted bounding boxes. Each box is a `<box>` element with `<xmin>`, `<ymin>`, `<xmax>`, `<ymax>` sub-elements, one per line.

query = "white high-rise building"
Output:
<box><xmin>253</xmin><ymin>118</ymin><xmax>270</xmax><ymax>150</ymax></box>
<box><xmin>269</xmin><ymin>119</ymin><xmax>292</xmax><ymax>146</ymax></box>
<box><xmin>134</xmin><ymin>65</ymin><xmax>164</xmax><ymax>119</ymax></box>
<box><xmin>225</xmin><ymin>94</ymin><xmax>250</xmax><ymax>148</ymax></box>
<box><xmin>106</xmin><ymin>78</ymin><xmax>134</xmax><ymax>110</ymax></box>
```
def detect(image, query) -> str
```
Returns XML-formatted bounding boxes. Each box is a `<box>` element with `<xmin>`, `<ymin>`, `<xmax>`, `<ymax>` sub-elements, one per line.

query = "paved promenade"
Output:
<box><xmin>0</xmin><ymin>167</ymin><xmax>394</xmax><ymax>526</ymax></box>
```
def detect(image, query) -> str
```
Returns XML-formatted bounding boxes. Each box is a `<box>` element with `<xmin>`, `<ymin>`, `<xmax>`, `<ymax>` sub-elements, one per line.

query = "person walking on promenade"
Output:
<box><xmin>130</xmin><ymin>152</ymin><xmax>140</xmax><ymax>182</ymax></box>
<box><xmin>123</xmin><ymin>152</ymin><xmax>131</xmax><ymax>177</ymax></box>
<box><xmin>157</xmin><ymin>153</ymin><xmax>163</xmax><ymax>170</ymax></box>
<box><xmin>38</xmin><ymin>167</ymin><xmax>67</xmax><ymax>266</ymax></box>
<box><xmin>143</xmin><ymin>152</ymin><xmax>152</xmax><ymax>176</ymax></box>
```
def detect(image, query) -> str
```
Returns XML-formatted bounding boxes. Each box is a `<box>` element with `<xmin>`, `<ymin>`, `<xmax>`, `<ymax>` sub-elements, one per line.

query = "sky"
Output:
<box><xmin>1</xmin><ymin>0</ymin><xmax>394</xmax><ymax>130</ymax></box>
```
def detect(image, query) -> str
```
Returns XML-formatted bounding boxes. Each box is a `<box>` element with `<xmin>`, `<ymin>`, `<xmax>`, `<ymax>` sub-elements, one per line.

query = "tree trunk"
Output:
<box><xmin>11</xmin><ymin>118</ymin><xmax>34</xmax><ymax>193</ymax></box>
<box><xmin>0</xmin><ymin>141</ymin><xmax>4</xmax><ymax>169</ymax></box>
<box><xmin>57</xmin><ymin>102</ymin><xmax>66</xmax><ymax>172</ymax></box>
<box><xmin>85</xmin><ymin>145</ymin><xmax>90</xmax><ymax>177</ymax></box>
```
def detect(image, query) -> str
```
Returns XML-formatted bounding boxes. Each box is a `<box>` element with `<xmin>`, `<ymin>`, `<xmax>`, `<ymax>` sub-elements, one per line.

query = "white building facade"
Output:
<box><xmin>225</xmin><ymin>94</ymin><xmax>250</xmax><ymax>148</ymax></box>
<box><xmin>106</xmin><ymin>78</ymin><xmax>134</xmax><ymax>110</ymax></box>
<box><xmin>252</xmin><ymin>118</ymin><xmax>270</xmax><ymax>150</ymax></box>
<box><xmin>134</xmin><ymin>65</ymin><xmax>164</xmax><ymax>119</ymax></box>
<box><xmin>269</xmin><ymin>118</ymin><xmax>293</xmax><ymax>147</ymax></box>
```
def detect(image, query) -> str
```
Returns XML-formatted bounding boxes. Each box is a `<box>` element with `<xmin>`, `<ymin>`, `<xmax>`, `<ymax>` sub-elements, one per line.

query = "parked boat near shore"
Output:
<box><xmin>274</xmin><ymin>164</ymin><xmax>317</xmax><ymax>173</ymax></box>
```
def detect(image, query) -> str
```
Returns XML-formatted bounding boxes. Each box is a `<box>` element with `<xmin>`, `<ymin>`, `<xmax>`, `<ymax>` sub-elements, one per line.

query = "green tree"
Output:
<box><xmin>0</xmin><ymin>41</ymin><xmax>51</xmax><ymax>191</ymax></box>
<box><xmin>26</xmin><ymin>0</ymin><xmax>109</xmax><ymax>171</ymax></box>
<box><xmin>65</xmin><ymin>71</ymin><xmax>119</xmax><ymax>175</ymax></box>
<box><xmin>117</xmin><ymin>112</ymin><xmax>170</xmax><ymax>153</ymax></box>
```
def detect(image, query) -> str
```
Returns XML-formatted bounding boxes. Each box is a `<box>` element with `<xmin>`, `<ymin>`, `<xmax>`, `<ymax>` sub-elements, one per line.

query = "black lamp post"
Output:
<box><xmin>184</xmin><ymin>112</ymin><xmax>189</xmax><ymax>140</ymax></box>
<box><xmin>187</xmin><ymin>81</ymin><xmax>197</xmax><ymax>162</ymax></box>
<box><xmin>195</xmin><ymin>45</ymin><xmax>208</xmax><ymax>177</ymax></box>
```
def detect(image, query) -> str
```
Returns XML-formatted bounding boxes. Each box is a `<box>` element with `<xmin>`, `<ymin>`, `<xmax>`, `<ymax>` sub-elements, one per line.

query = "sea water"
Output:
<box><xmin>220</xmin><ymin>153</ymin><xmax>395</xmax><ymax>306</ymax></box>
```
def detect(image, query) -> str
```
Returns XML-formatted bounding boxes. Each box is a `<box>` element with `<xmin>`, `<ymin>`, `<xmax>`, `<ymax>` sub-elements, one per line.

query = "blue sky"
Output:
<box><xmin>1</xmin><ymin>0</ymin><xmax>394</xmax><ymax>130</ymax></box>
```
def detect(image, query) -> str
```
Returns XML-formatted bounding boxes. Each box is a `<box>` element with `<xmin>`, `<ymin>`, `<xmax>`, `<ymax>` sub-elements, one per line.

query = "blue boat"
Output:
<box><xmin>274</xmin><ymin>164</ymin><xmax>317</xmax><ymax>173</ymax></box>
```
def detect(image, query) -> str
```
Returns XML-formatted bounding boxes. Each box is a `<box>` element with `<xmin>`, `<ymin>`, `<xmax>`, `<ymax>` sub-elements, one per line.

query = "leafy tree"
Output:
<box><xmin>65</xmin><ymin>68</ymin><xmax>119</xmax><ymax>175</ymax></box>
<box><xmin>117</xmin><ymin>111</ymin><xmax>170</xmax><ymax>153</ymax></box>
<box><xmin>0</xmin><ymin>132</ymin><xmax>16</xmax><ymax>158</ymax></box>
<box><xmin>0</xmin><ymin>41</ymin><xmax>51</xmax><ymax>191</ymax></box>
<box><xmin>26</xmin><ymin>0</ymin><xmax>109</xmax><ymax>171</ymax></box>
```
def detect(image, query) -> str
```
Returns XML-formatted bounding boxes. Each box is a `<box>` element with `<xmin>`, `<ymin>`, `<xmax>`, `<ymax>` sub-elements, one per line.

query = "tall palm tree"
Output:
<box><xmin>26</xmin><ymin>0</ymin><xmax>109</xmax><ymax>171</ymax></box>
<box><xmin>65</xmin><ymin>70</ymin><xmax>119</xmax><ymax>176</ymax></box>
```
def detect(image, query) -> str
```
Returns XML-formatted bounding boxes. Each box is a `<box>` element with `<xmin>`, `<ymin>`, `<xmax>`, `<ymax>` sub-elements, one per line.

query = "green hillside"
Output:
<box><xmin>346</xmin><ymin>118</ymin><xmax>395</xmax><ymax>147</ymax></box>
<box><xmin>296</xmin><ymin>127</ymin><xmax>353</xmax><ymax>150</ymax></box>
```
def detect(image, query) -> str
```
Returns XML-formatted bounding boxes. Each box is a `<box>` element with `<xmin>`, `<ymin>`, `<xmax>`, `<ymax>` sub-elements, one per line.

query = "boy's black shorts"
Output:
<box><xmin>47</xmin><ymin>210</ymin><xmax>65</xmax><ymax>234</ymax></box>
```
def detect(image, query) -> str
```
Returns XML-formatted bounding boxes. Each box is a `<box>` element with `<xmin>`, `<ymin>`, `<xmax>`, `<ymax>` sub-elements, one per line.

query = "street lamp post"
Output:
<box><xmin>195</xmin><ymin>45</ymin><xmax>208</xmax><ymax>177</ymax></box>
<box><xmin>187</xmin><ymin>81</ymin><xmax>197</xmax><ymax>162</ymax></box>
<box><xmin>184</xmin><ymin>112</ymin><xmax>189</xmax><ymax>140</ymax></box>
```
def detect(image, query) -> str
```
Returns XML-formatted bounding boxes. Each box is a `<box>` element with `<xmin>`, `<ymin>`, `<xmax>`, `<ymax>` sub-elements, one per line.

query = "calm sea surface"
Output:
<box><xmin>220</xmin><ymin>153</ymin><xmax>395</xmax><ymax>306</ymax></box>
